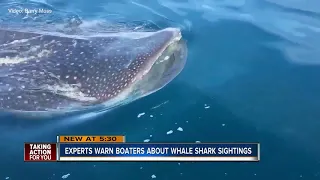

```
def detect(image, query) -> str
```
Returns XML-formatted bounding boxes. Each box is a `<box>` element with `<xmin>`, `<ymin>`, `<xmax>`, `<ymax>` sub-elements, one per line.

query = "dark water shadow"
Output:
<box><xmin>1</xmin><ymin>81</ymin><xmax>319</xmax><ymax>179</ymax></box>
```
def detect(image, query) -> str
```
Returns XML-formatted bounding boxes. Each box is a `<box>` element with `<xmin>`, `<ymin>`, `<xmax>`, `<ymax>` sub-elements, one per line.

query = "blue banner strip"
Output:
<box><xmin>59</xmin><ymin>143</ymin><xmax>259</xmax><ymax>157</ymax></box>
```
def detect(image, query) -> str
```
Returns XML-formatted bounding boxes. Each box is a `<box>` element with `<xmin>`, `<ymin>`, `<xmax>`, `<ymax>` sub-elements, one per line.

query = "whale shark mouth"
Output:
<box><xmin>97</xmin><ymin>28</ymin><xmax>187</xmax><ymax>110</ymax></box>
<box><xmin>130</xmin><ymin>35</ymin><xmax>187</xmax><ymax>96</ymax></box>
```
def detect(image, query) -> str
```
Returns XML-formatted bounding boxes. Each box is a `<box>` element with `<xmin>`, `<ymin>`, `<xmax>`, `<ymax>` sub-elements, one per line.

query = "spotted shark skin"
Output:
<box><xmin>0</xmin><ymin>27</ymin><xmax>185</xmax><ymax>114</ymax></box>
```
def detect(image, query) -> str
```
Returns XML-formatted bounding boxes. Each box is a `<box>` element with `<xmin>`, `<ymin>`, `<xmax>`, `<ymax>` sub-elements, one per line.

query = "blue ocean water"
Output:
<box><xmin>1</xmin><ymin>0</ymin><xmax>320</xmax><ymax>179</ymax></box>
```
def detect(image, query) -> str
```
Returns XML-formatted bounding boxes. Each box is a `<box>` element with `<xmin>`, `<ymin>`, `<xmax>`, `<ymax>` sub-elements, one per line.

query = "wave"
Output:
<box><xmin>157</xmin><ymin>0</ymin><xmax>320</xmax><ymax>65</ymax></box>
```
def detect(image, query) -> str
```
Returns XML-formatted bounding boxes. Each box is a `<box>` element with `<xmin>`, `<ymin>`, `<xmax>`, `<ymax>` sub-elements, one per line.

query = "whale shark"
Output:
<box><xmin>0</xmin><ymin>27</ymin><xmax>187</xmax><ymax>116</ymax></box>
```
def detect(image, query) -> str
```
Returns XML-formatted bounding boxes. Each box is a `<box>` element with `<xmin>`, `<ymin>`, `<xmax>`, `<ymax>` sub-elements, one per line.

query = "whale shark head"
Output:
<box><xmin>0</xmin><ymin>27</ymin><xmax>187</xmax><ymax>117</ymax></box>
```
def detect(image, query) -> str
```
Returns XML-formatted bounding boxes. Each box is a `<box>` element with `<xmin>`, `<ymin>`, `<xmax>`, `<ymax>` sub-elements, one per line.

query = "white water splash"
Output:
<box><xmin>177</xmin><ymin>127</ymin><xmax>183</xmax><ymax>131</ymax></box>
<box><xmin>137</xmin><ymin>112</ymin><xmax>146</xmax><ymax>118</ymax></box>
<box><xmin>61</xmin><ymin>173</ymin><xmax>70</xmax><ymax>179</ymax></box>
<box><xmin>42</xmin><ymin>83</ymin><xmax>97</xmax><ymax>102</ymax></box>
<box><xmin>166</xmin><ymin>130</ymin><xmax>173</xmax><ymax>134</ymax></box>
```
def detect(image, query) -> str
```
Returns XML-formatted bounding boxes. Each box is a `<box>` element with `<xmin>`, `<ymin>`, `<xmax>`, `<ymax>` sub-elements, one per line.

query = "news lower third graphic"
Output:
<box><xmin>24</xmin><ymin>136</ymin><xmax>260</xmax><ymax>162</ymax></box>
